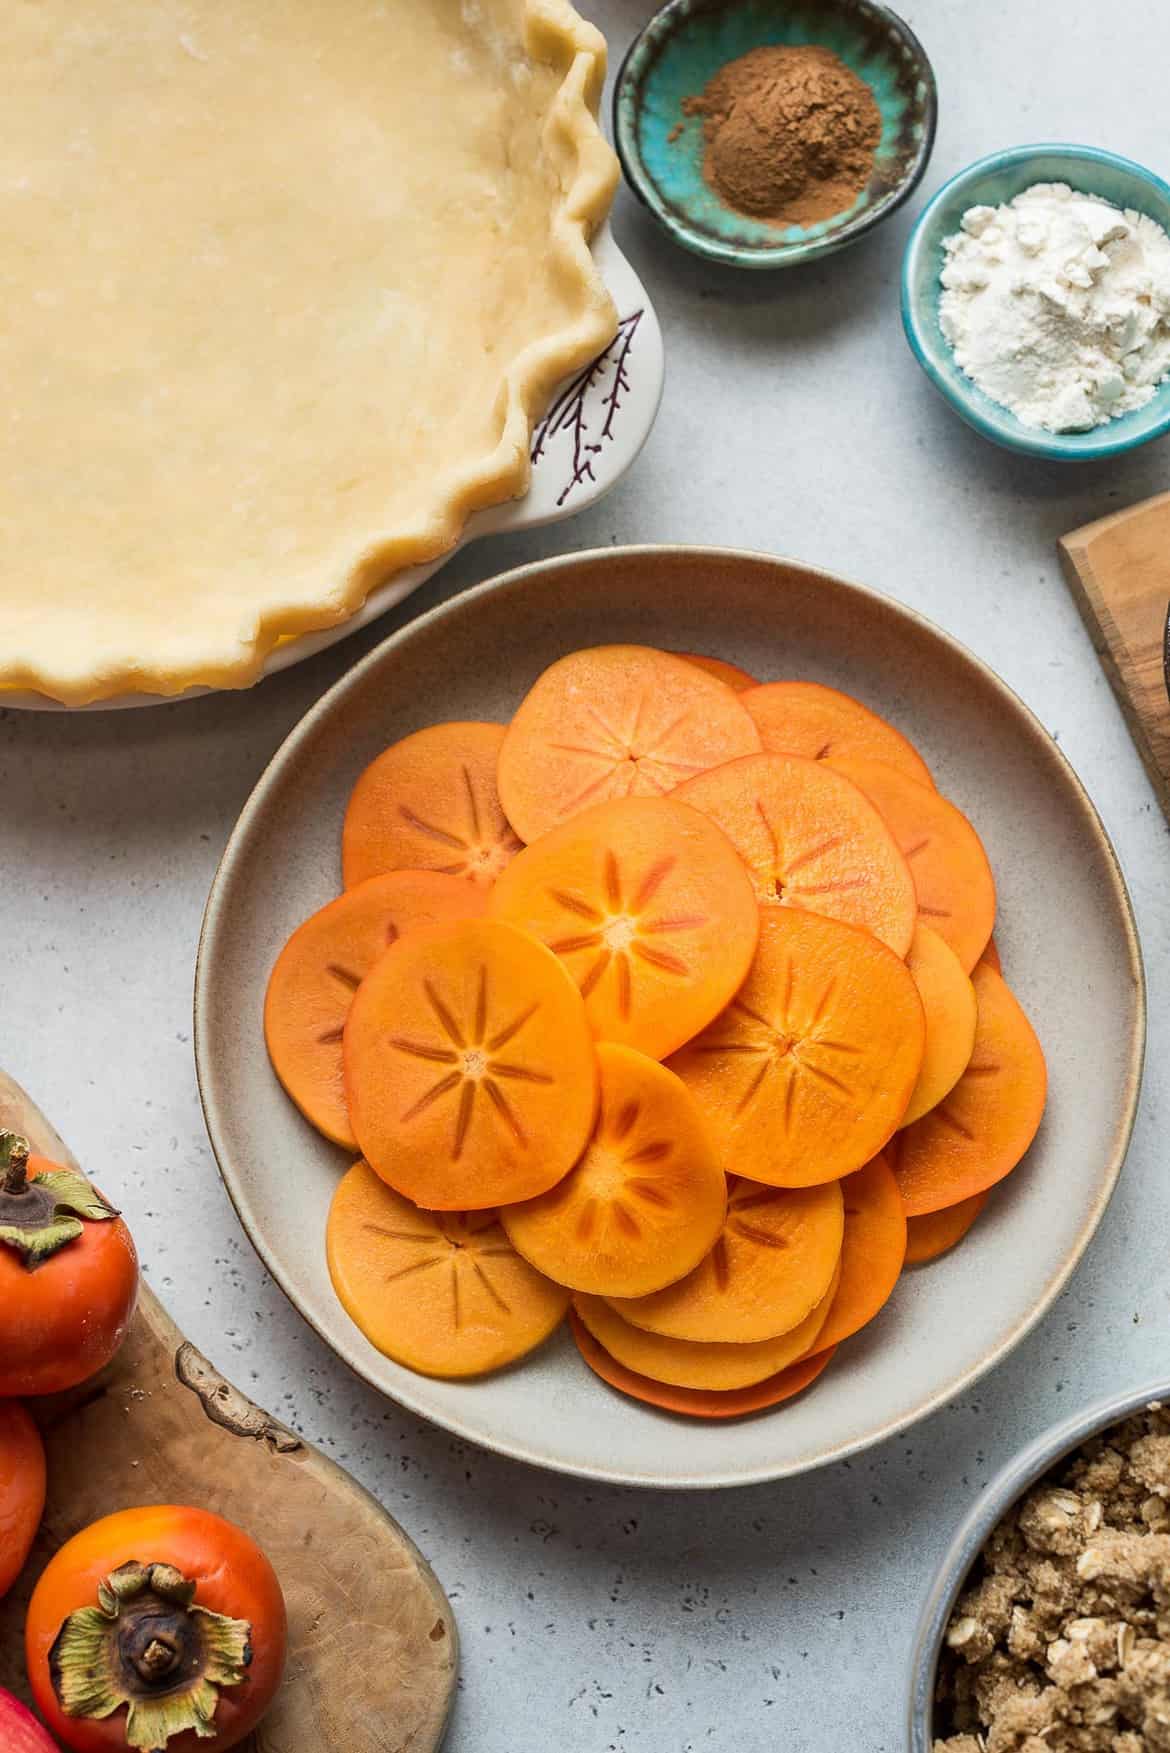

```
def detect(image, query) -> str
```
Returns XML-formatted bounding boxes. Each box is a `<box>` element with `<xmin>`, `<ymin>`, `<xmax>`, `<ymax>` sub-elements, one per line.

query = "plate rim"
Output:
<box><xmin>195</xmin><ymin>543</ymin><xmax>1147</xmax><ymax>1489</ymax></box>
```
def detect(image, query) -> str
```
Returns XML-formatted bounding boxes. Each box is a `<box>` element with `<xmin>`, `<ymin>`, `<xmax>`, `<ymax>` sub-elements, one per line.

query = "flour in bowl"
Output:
<box><xmin>938</xmin><ymin>182</ymin><xmax>1170</xmax><ymax>432</ymax></box>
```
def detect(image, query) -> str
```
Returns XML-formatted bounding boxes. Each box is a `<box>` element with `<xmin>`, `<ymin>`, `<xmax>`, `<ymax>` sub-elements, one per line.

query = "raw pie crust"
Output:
<box><xmin>5</xmin><ymin>0</ymin><xmax>619</xmax><ymax>703</ymax></box>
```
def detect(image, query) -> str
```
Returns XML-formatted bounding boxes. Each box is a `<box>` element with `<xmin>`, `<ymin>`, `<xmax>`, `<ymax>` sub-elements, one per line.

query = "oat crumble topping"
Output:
<box><xmin>934</xmin><ymin>1405</ymin><xmax>1170</xmax><ymax>1752</ymax></box>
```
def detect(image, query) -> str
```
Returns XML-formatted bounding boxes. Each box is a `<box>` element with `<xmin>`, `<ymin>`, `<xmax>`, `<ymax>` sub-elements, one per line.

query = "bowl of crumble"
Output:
<box><xmin>911</xmin><ymin>1381</ymin><xmax>1170</xmax><ymax>1751</ymax></box>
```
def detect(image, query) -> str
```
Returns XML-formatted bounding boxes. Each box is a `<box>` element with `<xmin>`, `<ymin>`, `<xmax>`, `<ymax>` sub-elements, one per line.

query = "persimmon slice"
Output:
<box><xmin>981</xmin><ymin>936</ymin><xmax>1003</xmax><ymax>974</ymax></box>
<box><xmin>607</xmin><ymin>1175</ymin><xmax>843</xmax><ymax>1343</ymax></box>
<box><xmin>501</xmin><ymin>1044</ymin><xmax>727</xmax><ymax>1297</ymax></box>
<box><xmin>264</xmin><ymin>870</ymin><xmax>484</xmax><ymax>1148</ymax></box>
<box><xmin>890</xmin><ymin>964</ymin><xmax>1046</xmax><ymax>1216</ymax></box>
<box><xmin>573</xmin><ymin>1265</ymin><xmax>837</xmax><ymax>1390</ymax></box>
<box><xmin>342</xmin><ymin>722</ymin><xmax>520</xmax><ymax>889</ymax></box>
<box><xmin>905</xmin><ymin>1192</ymin><xmax>988</xmax><ymax>1264</ymax></box>
<box><xmin>327</xmin><ymin>1162</ymin><xmax>569</xmax><ymax>1377</ymax></box>
<box><xmin>343</xmin><ymin>918</ymin><xmax>597</xmax><ymax>1209</ymax></box>
<box><xmin>497</xmin><ymin>645</ymin><xmax>761</xmax><ymax>844</ymax></box>
<box><xmin>571</xmin><ymin>1312</ymin><xmax>837</xmax><ymax>1419</ymax></box>
<box><xmin>901</xmin><ymin>924</ymin><xmax>978</xmax><ymax>1128</ymax></box>
<box><xmin>668</xmin><ymin>908</ymin><xmax>925</xmax><ymax>1188</ymax></box>
<box><xmin>828</xmin><ymin>757</ymin><xmax>996</xmax><ymax>974</ymax></box>
<box><xmin>674</xmin><ymin>753</ymin><xmax>916</xmax><ymax>955</ymax></box>
<box><xmin>673</xmin><ymin>652</ymin><xmax>759</xmax><ymax>691</ymax></box>
<box><xmin>743</xmin><ymin>680</ymin><xmax>935</xmax><ymax>787</ymax></box>
<box><xmin>488</xmin><ymin>796</ymin><xmax>760</xmax><ymax>1060</ymax></box>
<box><xmin>814</xmin><ymin>1153</ymin><xmax>906</xmax><ymax>1351</ymax></box>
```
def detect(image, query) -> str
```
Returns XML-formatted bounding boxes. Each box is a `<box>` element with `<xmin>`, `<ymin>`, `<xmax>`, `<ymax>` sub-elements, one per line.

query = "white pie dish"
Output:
<box><xmin>6</xmin><ymin>0</ymin><xmax>656</xmax><ymax>708</ymax></box>
<box><xmin>8</xmin><ymin>227</ymin><xmax>662</xmax><ymax>713</ymax></box>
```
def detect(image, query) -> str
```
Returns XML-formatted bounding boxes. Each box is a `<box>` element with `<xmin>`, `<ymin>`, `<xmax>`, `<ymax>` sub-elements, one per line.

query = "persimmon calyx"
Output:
<box><xmin>0</xmin><ymin>1130</ymin><xmax>118</xmax><ymax>1270</ymax></box>
<box><xmin>0</xmin><ymin>1129</ymin><xmax>30</xmax><ymax>1193</ymax></box>
<box><xmin>50</xmin><ymin>1559</ymin><xmax>253</xmax><ymax>1751</ymax></box>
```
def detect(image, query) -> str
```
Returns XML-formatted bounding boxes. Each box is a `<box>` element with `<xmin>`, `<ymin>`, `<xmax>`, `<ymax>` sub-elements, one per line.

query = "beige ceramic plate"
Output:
<box><xmin>195</xmin><ymin>548</ymin><xmax>1144</xmax><ymax>1488</ymax></box>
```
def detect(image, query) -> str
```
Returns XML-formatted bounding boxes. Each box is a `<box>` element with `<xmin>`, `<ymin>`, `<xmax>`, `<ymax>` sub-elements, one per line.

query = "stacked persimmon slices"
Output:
<box><xmin>263</xmin><ymin>645</ymin><xmax>1046</xmax><ymax>1419</ymax></box>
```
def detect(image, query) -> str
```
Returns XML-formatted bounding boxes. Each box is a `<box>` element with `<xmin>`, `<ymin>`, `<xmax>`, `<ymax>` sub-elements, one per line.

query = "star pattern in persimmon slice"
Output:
<box><xmin>668</xmin><ymin>907</ymin><xmax>925</xmax><ymax>1188</ymax></box>
<box><xmin>343</xmin><ymin>918</ymin><xmax>597</xmax><ymax>1210</ymax></box>
<box><xmin>606</xmin><ymin>1175</ymin><xmax>845</xmax><ymax>1344</ymax></box>
<box><xmin>342</xmin><ymin>721</ymin><xmax>521</xmax><ymax>889</ymax></box>
<box><xmin>497</xmin><ymin>645</ymin><xmax>762</xmax><ymax>844</ymax></box>
<box><xmin>674</xmin><ymin>752</ymin><xmax>917</xmax><ymax>957</ymax></box>
<box><xmin>263</xmin><ymin>869</ymin><xmax>485</xmax><ymax>1149</ymax></box>
<box><xmin>327</xmin><ymin>1162</ymin><xmax>570</xmax><ymax>1377</ymax></box>
<box><xmin>501</xmin><ymin>1042</ymin><xmax>727</xmax><ymax>1297</ymax></box>
<box><xmin>489</xmin><ymin>796</ymin><xmax>760</xmax><ymax>1061</ymax></box>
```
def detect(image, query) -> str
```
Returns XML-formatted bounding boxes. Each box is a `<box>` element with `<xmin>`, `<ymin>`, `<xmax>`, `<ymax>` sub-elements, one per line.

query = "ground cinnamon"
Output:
<box><xmin>678</xmin><ymin>43</ymin><xmax>882</xmax><ymax>228</ymax></box>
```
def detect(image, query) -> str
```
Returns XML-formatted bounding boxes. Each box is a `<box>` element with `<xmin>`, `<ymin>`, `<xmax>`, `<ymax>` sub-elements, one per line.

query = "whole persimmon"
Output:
<box><xmin>25</xmin><ymin>1505</ymin><xmax>287</xmax><ymax>1753</ymax></box>
<box><xmin>0</xmin><ymin>1131</ymin><xmax>138</xmax><ymax>1396</ymax></box>
<box><xmin>0</xmin><ymin>1400</ymin><xmax>46</xmax><ymax>1598</ymax></box>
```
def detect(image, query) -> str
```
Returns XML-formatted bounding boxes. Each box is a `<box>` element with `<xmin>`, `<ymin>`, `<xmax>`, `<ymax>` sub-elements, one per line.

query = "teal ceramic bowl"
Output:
<box><xmin>613</xmin><ymin>0</ymin><xmax>937</xmax><ymax>269</ymax></box>
<box><xmin>902</xmin><ymin>144</ymin><xmax>1170</xmax><ymax>460</ymax></box>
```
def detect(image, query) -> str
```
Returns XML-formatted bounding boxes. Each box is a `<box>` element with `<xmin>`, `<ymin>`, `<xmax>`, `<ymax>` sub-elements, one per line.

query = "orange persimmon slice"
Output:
<box><xmin>497</xmin><ymin>645</ymin><xmax>761</xmax><ymax>844</ymax></box>
<box><xmin>828</xmin><ymin>757</ymin><xmax>996</xmax><ymax>974</ymax></box>
<box><xmin>668</xmin><ymin>908</ymin><xmax>925</xmax><ymax>1188</ymax></box>
<box><xmin>608</xmin><ymin>1176</ymin><xmax>843</xmax><ymax>1343</ymax></box>
<box><xmin>571</xmin><ymin>1312</ymin><xmax>837</xmax><ymax>1419</ymax></box>
<box><xmin>674</xmin><ymin>753</ymin><xmax>917</xmax><ymax>956</ymax></box>
<box><xmin>981</xmin><ymin>936</ymin><xmax>1003</xmax><ymax>974</ymax></box>
<box><xmin>343</xmin><ymin>918</ymin><xmax>598</xmax><ymax>1209</ymax></box>
<box><xmin>264</xmin><ymin>870</ymin><xmax>485</xmax><ymax>1148</ymax></box>
<box><xmin>814</xmin><ymin>1153</ymin><xmax>907</xmax><ymax>1351</ymax></box>
<box><xmin>901</xmin><ymin>924</ymin><xmax>978</xmax><ymax>1128</ymax></box>
<box><xmin>905</xmin><ymin>1192</ymin><xmax>989</xmax><ymax>1264</ymax></box>
<box><xmin>342</xmin><ymin>722</ymin><xmax>521</xmax><ymax>889</ymax></box>
<box><xmin>573</xmin><ymin>1264</ymin><xmax>838</xmax><ymax>1391</ymax></box>
<box><xmin>673</xmin><ymin>652</ymin><xmax>759</xmax><ymax>691</ymax></box>
<box><xmin>501</xmin><ymin>1044</ymin><xmax>727</xmax><ymax>1298</ymax></box>
<box><xmin>890</xmin><ymin>964</ymin><xmax>1046</xmax><ymax>1216</ymax></box>
<box><xmin>743</xmin><ymin>680</ymin><xmax>935</xmax><ymax>787</ymax></box>
<box><xmin>327</xmin><ymin>1162</ymin><xmax>569</xmax><ymax>1377</ymax></box>
<box><xmin>489</xmin><ymin>796</ymin><xmax>759</xmax><ymax>1061</ymax></box>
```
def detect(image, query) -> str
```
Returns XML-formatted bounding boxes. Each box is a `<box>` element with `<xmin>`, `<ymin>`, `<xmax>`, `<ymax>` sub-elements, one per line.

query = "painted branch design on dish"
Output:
<box><xmin>531</xmin><ymin>311</ymin><xmax>644</xmax><ymax>507</ymax></box>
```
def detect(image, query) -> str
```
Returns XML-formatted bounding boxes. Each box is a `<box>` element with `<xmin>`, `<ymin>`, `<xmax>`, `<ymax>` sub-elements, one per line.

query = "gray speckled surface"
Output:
<box><xmin>3</xmin><ymin>2</ymin><xmax>1169</xmax><ymax>1745</ymax></box>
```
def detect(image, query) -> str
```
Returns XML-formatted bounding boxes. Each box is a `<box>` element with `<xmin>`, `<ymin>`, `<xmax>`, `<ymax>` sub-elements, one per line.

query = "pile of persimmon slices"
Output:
<box><xmin>263</xmin><ymin>645</ymin><xmax>1047</xmax><ymax>1419</ymax></box>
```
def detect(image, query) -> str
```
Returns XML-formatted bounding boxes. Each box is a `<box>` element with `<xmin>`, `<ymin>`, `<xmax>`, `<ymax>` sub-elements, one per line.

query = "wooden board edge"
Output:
<box><xmin>1057</xmin><ymin>532</ymin><xmax>1170</xmax><ymax>828</ymax></box>
<box><xmin>0</xmin><ymin>1071</ymin><xmax>459</xmax><ymax>1752</ymax></box>
<box><xmin>1062</xmin><ymin>490</ymin><xmax>1170</xmax><ymax>550</ymax></box>
<box><xmin>158</xmin><ymin>1289</ymin><xmax>460</xmax><ymax>1752</ymax></box>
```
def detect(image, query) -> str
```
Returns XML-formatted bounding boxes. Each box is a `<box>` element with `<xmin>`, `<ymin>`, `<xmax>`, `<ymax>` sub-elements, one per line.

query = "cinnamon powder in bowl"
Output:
<box><xmin>613</xmin><ymin>0</ymin><xmax>938</xmax><ymax>270</ymax></box>
<box><xmin>680</xmin><ymin>43</ymin><xmax>881</xmax><ymax>228</ymax></box>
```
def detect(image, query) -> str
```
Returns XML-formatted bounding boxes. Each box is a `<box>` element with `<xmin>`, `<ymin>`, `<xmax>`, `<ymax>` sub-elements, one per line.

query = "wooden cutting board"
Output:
<box><xmin>0</xmin><ymin>1071</ymin><xmax>458</xmax><ymax>1753</ymax></box>
<box><xmin>1059</xmin><ymin>490</ymin><xmax>1170</xmax><ymax>824</ymax></box>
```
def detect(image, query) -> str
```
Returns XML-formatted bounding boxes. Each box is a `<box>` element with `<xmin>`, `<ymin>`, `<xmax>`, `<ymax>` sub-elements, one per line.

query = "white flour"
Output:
<box><xmin>938</xmin><ymin>182</ymin><xmax>1170</xmax><ymax>431</ymax></box>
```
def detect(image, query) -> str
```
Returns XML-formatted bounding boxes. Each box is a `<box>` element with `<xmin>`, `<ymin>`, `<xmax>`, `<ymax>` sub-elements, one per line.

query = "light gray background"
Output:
<box><xmin>4</xmin><ymin>3</ymin><xmax>1169</xmax><ymax>1746</ymax></box>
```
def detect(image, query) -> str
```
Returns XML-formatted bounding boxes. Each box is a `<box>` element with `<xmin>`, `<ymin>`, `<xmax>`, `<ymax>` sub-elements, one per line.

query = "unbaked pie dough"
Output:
<box><xmin>5</xmin><ymin>0</ymin><xmax>618</xmax><ymax>703</ymax></box>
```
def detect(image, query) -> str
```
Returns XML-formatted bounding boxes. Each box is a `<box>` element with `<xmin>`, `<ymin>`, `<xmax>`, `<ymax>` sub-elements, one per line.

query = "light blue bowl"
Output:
<box><xmin>902</xmin><ymin>144</ymin><xmax>1170</xmax><ymax>459</ymax></box>
<box><xmin>613</xmin><ymin>0</ymin><xmax>937</xmax><ymax>269</ymax></box>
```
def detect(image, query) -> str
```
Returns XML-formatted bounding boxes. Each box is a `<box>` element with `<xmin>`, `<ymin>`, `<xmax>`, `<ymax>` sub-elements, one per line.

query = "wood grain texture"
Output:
<box><xmin>1059</xmin><ymin>491</ymin><xmax>1170</xmax><ymax>824</ymax></box>
<box><xmin>0</xmin><ymin>1071</ymin><xmax>457</xmax><ymax>1753</ymax></box>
